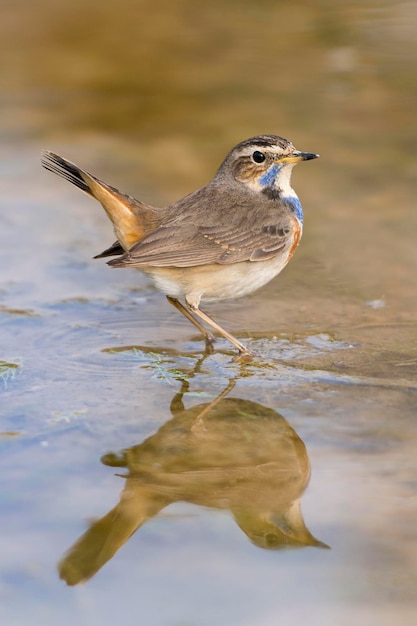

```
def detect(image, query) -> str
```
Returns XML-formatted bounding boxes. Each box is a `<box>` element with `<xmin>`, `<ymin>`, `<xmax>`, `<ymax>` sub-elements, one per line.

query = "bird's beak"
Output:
<box><xmin>276</xmin><ymin>151</ymin><xmax>319</xmax><ymax>164</ymax></box>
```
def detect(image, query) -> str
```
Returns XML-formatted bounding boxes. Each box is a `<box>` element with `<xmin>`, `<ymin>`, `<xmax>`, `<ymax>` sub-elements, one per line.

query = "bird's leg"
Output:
<box><xmin>185</xmin><ymin>301</ymin><xmax>254</xmax><ymax>358</ymax></box>
<box><xmin>166</xmin><ymin>296</ymin><xmax>216</xmax><ymax>351</ymax></box>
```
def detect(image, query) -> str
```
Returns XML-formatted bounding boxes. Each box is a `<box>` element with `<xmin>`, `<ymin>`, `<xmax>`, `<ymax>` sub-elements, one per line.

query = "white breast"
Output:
<box><xmin>143</xmin><ymin>249</ymin><xmax>294</xmax><ymax>308</ymax></box>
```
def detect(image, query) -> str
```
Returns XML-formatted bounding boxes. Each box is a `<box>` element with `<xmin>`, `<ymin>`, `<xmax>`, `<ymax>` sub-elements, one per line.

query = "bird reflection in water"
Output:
<box><xmin>59</xmin><ymin>375</ymin><xmax>328</xmax><ymax>585</ymax></box>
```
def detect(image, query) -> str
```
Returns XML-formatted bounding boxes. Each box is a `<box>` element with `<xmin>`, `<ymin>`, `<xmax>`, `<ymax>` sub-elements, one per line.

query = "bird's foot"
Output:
<box><xmin>231</xmin><ymin>348</ymin><xmax>255</xmax><ymax>363</ymax></box>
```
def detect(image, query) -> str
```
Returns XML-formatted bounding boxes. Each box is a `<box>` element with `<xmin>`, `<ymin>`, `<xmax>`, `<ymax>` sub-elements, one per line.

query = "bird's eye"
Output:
<box><xmin>252</xmin><ymin>151</ymin><xmax>266</xmax><ymax>163</ymax></box>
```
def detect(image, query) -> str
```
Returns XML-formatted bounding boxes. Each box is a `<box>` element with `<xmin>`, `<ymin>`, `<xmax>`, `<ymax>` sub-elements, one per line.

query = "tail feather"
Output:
<box><xmin>41</xmin><ymin>150</ymin><xmax>162</xmax><ymax>251</ymax></box>
<box><xmin>41</xmin><ymin>151</ymin><xmax>93</xmax><ymax>196</ymax></box>
<box><xmin>93</xmin><ymin>240</ymin><xmax>125</xmax><ymax>259</ymax></box>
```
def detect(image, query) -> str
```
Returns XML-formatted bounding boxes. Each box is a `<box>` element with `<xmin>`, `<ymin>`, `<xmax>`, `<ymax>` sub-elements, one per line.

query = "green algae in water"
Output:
<box><xmin>0</xmin><ymin>360</ymin><xmax>23</xmax><ymax>389</ymax></box>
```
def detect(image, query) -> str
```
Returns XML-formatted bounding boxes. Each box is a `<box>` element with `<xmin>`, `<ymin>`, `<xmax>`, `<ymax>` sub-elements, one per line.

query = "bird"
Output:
<box><xmin>41</xmin><ymin>135</ymin><xmax>318</xmax><ymax>358</ymax></box>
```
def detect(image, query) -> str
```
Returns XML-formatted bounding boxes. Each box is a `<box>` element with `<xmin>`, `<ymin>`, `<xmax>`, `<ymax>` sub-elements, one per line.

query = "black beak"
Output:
<box><xmin>293</xmin><ymin>151</ymin><xmax>320</xmax><ymax>161</ymax></box>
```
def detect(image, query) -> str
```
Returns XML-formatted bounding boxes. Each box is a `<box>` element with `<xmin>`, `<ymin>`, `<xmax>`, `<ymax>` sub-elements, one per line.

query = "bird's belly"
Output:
<box><xmin>142</xmin><ymin>253</ymin><xmax>291</xmax><ymax>305</ymax></box>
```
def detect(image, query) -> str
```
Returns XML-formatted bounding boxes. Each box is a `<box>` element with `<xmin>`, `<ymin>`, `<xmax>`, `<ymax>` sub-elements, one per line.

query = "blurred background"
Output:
<box><xmin>1</xmin><ymin>1</ymin><xmax>416</xmax><ymax>625</ymax></box>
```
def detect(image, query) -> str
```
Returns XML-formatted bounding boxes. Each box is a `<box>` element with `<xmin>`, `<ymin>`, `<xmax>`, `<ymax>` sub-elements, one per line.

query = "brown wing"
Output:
<box><xmin>108</xmin><ymin>198</ymin><xmax>295</xmax><ymax>268</ymax></box>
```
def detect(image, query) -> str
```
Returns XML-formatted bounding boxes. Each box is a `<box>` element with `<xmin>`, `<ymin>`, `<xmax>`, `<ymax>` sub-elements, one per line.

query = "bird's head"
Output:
<box><xmin>217</xmin><ymin>134</ymin><xmax>319</xmax><ymax>198</ymax></box>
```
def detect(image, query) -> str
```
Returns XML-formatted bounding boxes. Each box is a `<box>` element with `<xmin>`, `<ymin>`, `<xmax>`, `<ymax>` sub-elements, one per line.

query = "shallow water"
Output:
<box><xmin>1</xmin><ymin>1</ymin><xmax>417</xmax><ymax>625</ymax></box>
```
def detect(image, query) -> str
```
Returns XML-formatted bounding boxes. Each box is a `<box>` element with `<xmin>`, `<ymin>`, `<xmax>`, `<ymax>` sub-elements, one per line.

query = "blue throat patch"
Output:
<box><xmin>283</xmin><ymin>196</ymin><xmax>303</xmax><ymax>223</ymax></box>
<box><xmin>258</xmin><ymin>164</ymin><xmax>304</xmax><ymax>223</ymax></box>
<box><xmin>259</xmin><ymin>163</ymin><xmax>280</xmax><ymax>187</ymax></box>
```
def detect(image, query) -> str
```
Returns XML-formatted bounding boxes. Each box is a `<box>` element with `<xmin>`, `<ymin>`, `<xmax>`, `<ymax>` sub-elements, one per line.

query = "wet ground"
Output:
<box><xmin>1</xmin><ymin>1</ymin><xmax>417</xmax><ymax>625</ymax></box>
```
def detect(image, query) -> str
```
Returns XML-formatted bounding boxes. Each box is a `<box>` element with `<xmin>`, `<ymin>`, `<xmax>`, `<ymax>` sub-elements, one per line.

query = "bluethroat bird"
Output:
<box><xmin>41</xmin><ymin>135</ymin><xmax>318</xmax><ymax>358</ymax></box>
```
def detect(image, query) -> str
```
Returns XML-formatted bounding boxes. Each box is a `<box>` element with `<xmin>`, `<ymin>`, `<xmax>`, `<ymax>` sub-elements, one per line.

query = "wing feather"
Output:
<box><xmin>108</xmin><ymin>188</ymin><xmax>297</xmax><ymax>268</ymax></box>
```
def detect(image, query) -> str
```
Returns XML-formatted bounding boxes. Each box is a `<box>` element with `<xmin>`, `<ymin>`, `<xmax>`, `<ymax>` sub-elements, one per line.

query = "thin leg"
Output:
<box><xmin>187</xmin><ymin>302</ymin><xmax>253</xmax><ymax>357</ymax></box>
<box><xmin>191</xmin><ymin>378</ymin><xmax>236</xmax><ymax>434</ymax></box>
<box><xmin>166</xmin><ymin>296</ymin><xmax>216</xmax><ymax>350</ymax></box>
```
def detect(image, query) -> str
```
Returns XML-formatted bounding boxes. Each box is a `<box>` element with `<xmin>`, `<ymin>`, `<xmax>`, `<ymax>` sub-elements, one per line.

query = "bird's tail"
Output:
<box><xmin>41</xmin><ymin>150</ymin><xmax>159</xmax><ymax>251</ymax></box>
<box><xmin>58</xmin><ymin>489</ymin><xmax>168</xmax><ymax>585</ymax></box>
<box><xmin>41</xmin><ymin>151</ymin><xmax>94</xmax><ymax>196</ymax></box>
